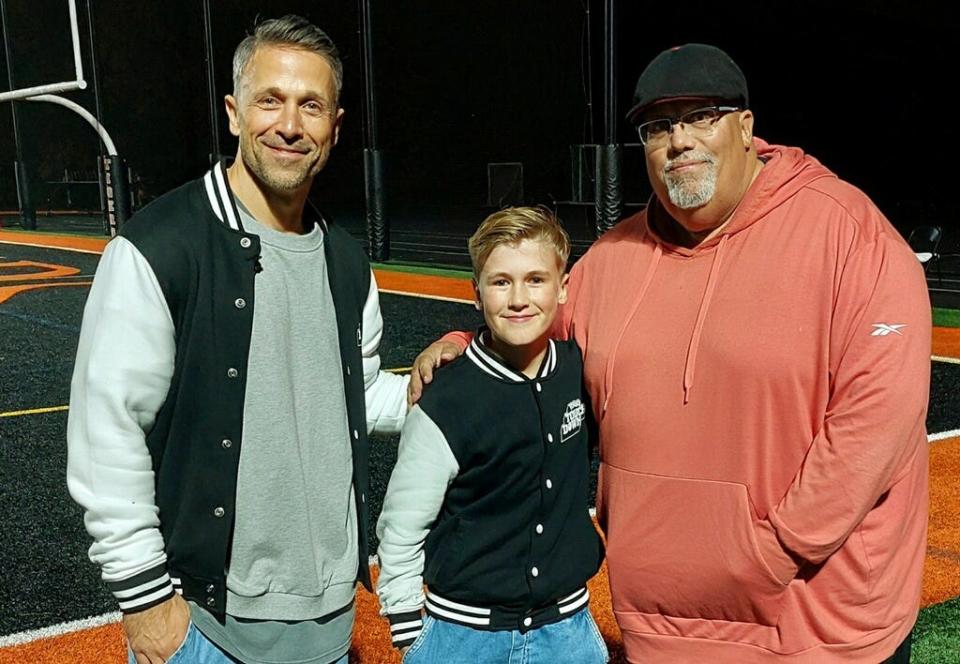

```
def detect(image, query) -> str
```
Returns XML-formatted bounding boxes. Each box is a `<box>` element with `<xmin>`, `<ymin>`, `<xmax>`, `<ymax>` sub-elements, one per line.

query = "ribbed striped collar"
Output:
<box><xmin>202</xmin><ymin>160</ymin><xmax>327</xmax><ymax>233</ymax></box>
<box><xmin>203</xmin><ymin>161</ymin><xmax>246</xmax><ymax>232</ymax></box>
<box><xmin>465</xmin><ymin>328</ymin><xmax>557</xmax><ymax>383</ymax></box>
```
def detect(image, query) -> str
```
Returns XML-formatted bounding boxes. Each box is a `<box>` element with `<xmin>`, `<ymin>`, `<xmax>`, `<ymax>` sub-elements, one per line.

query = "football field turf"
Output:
<box><xmin>2</xmin><ymin>230</ymin><xmax>959</xmax><ymax>662</ymax></box>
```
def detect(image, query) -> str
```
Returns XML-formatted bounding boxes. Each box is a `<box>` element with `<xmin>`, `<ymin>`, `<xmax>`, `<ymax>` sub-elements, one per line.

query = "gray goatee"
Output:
<box><xmin>662</xmin><ymin>151</ymin><xmax>718</xmax><ymax>209</ymax></box>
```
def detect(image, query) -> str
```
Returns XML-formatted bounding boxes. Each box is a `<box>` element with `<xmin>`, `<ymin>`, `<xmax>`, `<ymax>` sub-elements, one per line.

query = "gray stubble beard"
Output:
<box><xmin>245</xmin><ymin>142</ymin><xmax>320</xmax><ymax>193</ymax></box>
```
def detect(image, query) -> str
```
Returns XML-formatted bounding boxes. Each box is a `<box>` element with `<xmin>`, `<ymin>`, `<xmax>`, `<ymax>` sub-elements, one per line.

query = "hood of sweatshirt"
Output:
<box><xmin>601</xmin><ymin>139</ymin><xmax>837</xmax><ymax>410</ymax></box>
<box><xmin>646</xmin><ymin>138</ymin><xmax>836</xmax><ymax>253</ymax></box>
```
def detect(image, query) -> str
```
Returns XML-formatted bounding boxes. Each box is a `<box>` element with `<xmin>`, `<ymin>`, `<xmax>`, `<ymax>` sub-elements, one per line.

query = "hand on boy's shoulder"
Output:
<box><xmin>407</xmin><ymin>340</ymin><xmax>465</xmax><ymax>406</ymax></box>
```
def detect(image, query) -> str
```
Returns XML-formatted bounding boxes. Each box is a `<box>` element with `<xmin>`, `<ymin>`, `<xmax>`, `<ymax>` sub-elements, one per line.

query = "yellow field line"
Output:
<box><xmin>0</xmin><ymin>405</ymin><xmax>69</xmax><ymax>418</ymax></box>
<box><xmin>0</xmin><ymin>368</ymin><xmax>412</xmax><ymax>419</ymax></box>
<box><xmin>932</xmin><ymin>354</ymin><xmax>960</xmax><ymax>365</ymax></box>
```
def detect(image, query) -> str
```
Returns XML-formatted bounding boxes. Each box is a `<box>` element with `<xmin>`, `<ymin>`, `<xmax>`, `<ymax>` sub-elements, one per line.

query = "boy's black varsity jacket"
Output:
<box><xmin>376</xmin><ymin>334</ymin><xmax>604</xmax><ymax>648</ymax></box>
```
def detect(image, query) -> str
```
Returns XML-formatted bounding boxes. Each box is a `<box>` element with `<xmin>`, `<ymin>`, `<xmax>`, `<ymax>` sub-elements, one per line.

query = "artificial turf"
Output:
<box><xmin>371</xmin><ymin>261</ymin><xmax>471</xmax><ymax>280</ymax></box>
<box><xmin>933</xmin><ymin>307</ymin><xmax>960</xmax><ymax>329</ymax></box>
<box><xmin>4</xmin><ymin>237</ymin><xmax>960</xmax><ymax>661</ymax></box>
<box><xmin>914</xmin><ymin>597</ymin><xmax>960</xmax><ymax>662</ymax></box>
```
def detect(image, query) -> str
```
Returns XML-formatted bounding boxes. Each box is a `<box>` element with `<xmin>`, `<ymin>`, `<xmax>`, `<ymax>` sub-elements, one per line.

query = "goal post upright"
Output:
<box><xmin>0</xmin><ymin>0</ymin><xmax>131</xmax><ymax>236</ymax></box>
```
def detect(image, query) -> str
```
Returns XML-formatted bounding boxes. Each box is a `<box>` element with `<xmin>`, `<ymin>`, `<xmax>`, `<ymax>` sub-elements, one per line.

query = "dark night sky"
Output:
<box><xmin>1</xmin><ymin>0</ymin><xmax>957</xmax><ymax>245</ymax></box>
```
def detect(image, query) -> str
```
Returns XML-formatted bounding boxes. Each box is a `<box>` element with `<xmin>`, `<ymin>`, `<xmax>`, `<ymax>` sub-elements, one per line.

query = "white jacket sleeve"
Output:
<box><xmin>363</xmin><ymin>270</ymin><xmax>409</xmax><ymax>434</ymax></box>
<box><xmin>376</xmin><ymin>405</ymin><xmax>458</xmax><ymax>647</ymax></box>
<box><xmin>66</xmin><ymin>236</ymin><xmax>177</xmax><ymax>612</ymax></box>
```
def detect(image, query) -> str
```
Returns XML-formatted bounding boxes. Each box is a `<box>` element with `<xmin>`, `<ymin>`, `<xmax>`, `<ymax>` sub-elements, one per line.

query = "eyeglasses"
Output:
<box><xmin>636</xmin><ymin>106</ymin><xmax>739</xmax><ymax>147</ymax></box>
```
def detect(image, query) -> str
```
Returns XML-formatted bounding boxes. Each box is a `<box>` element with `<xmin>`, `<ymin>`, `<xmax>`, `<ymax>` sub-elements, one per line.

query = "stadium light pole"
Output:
<box><xmin>359</xmin><ymin>0</ymin><xmax>388</xmax><ymax>261</ymax></box>
<box><xmin>202</xmin><ymin>0</ymin><xmax>221</xmax><ymax>164</ymax></box>
<box><xmin>594</xmin><ymin>0</ymin><xmax>622</xmax><ymax>237</ymax></box>
<box><xmin>0</xmin><ymin>0</ymin><xmax>36</xmax><ymax>230</ymax></box>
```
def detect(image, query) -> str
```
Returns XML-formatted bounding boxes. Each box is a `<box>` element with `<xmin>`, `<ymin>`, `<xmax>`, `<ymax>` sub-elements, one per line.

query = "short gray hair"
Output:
<box><xmin>232</xmin><ymin>15</ymin><xmax>343</xmax><ymax>103</ymax></box>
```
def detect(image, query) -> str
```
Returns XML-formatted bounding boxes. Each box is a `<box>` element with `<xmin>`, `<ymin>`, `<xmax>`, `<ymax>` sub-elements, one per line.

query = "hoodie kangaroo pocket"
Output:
<box><xmin>601</xmin><ymin>464</ymin><xmax>787</xmax><ymax>626</ymax></box>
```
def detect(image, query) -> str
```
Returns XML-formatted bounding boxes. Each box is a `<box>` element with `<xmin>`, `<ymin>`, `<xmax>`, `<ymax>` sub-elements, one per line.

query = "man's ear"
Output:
<box><xmin>739</xmin><ymin>109</ymin><xmax>754</xmax><ymax>147</ymax></box>
<box><xmin>225</xmin><ymin>94</ymin><xmax>241</xmax><ymax>137</ymax></box>
<box><xmin>332</xmin><ymin>108</ymin><xmax>345</xmax><ymax>146</ymax></box>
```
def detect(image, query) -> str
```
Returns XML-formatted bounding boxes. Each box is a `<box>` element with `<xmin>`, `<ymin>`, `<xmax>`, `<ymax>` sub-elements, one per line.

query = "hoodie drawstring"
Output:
<box><xmin>601</xmin><ymin>243</ymin><xmax>663</xmax><ymax>416</ymax></box>
<box><xmin>683</xmin><ymin>234</ymin><xmax>728</xmax><ymax>404</ymax></box>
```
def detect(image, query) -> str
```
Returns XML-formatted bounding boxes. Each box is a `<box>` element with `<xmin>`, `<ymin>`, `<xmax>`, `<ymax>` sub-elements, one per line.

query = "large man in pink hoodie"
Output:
<box><xmin>411</xmin><ymin>44</ymin><xmax>929</xmax><ymax>663</ymax></box>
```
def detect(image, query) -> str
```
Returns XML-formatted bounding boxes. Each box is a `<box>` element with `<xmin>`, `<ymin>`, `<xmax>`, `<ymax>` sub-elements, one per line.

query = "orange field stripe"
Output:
<box><xmin>923</xmin><ymin>434</ymin><xmax>960</xmax><ymax>607</ymax></box>
<box><xmin>0</xmin><ymin>231</ymin><xmax>108</xmax><ymax>254</ymax></box>
<box><xmin>932</xmin><ymin>326</ymin><xmax>960</xmax><ymax>359</ymax></box>
<box><xmin>374</xmin><ymin>269</ymin><xmax>473</xmax><ymax>302</ymax></box>
<box><xmin>0</xmin><ymin>622</ymin><xmax>125</xmax><ymax>664</ymax></box>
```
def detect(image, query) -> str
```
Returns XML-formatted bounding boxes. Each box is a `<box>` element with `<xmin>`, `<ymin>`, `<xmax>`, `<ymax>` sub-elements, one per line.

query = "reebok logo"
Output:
<box><xmin>561</xmin><ymin>399</ymin><xmax>586</xmax><ymax>442</ymax></box>
<box><xmin>871</xmin><ymin>323</ymin><xmax>906</xmax><ymax>336</ymax></box>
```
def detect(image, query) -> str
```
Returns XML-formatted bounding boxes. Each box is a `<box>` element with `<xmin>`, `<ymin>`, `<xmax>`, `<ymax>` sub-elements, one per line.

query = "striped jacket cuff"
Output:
<box><xmin>106</xmin><ymin>565</ymin><xmax>176</xmax><ymax>614</ymax></box>
<box><xmin>388</xmin><ymin>610</ymin><xmax>423</xmax><ymax>649</ymax></box>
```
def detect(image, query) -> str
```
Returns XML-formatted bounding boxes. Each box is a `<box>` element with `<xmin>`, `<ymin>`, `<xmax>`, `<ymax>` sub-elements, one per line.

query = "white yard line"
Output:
<box><xmin>929</xmin><ymin>429</ymin><xmax>960</xmax><ymax>443</ymax></box>
<box><xmin>0</xmin><ymin>612</ymin><xmax>121</xmax><ymax>647</ymax></box>
<box><xmin>378</xmin><ymin>288</ymin><xmax>473</xmax><ymax>305</ymax></box>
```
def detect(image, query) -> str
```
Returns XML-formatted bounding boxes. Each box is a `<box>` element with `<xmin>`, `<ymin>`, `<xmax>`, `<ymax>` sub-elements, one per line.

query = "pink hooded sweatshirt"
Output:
<box><xmin>557</xmin><ymin>140</ymin><xmax>930</xmax><ymax>662</ymax></box>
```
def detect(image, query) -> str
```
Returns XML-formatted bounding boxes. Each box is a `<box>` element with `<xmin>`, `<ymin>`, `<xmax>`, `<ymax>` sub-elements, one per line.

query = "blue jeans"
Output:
<box><xmin>127</xmin><ymin>623</ymin><xmax>350</xmax><ymax>664</ymax></box>
<box><xmin>403</xmin><ymin>607</ymin><xmax>608</xmax><ymax>664</ymax></box>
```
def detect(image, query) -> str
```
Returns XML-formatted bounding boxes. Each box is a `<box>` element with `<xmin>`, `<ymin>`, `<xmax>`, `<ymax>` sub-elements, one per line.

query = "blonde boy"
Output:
<box><xmin>376</xmin><ymin>207</ymin><xmax>607</xmax><ymax>663</ymax></box>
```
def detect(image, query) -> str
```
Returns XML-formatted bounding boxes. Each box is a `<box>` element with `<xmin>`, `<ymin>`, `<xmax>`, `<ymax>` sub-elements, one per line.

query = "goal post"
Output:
<box><xmin>0</xmin><ymin>0</ymin><xmax>86</xmax><ymax>103</ymax></box>
<box><xmin>1</xmin><ymin>0</ymin><xmax>130</xmax><ymax>236</ymax></box>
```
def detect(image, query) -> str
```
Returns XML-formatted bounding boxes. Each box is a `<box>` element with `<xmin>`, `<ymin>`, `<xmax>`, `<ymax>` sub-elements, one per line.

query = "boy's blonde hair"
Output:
<box><xmin>468</xmin><ymin>206</ymin><xmax>571</xmax><ymax>279</ymax></box>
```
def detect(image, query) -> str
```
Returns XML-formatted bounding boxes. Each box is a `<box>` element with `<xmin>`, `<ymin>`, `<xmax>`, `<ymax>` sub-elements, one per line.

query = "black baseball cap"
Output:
<box><xmin>626</xmin><ymin>43</ymin><xmax>748</xmax><ymax>125</ymax></box>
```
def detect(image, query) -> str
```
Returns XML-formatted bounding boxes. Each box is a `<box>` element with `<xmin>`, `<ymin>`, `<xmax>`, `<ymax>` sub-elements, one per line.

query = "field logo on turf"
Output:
<box><xmin>0</xmin><ymin>260</ymin><xmax>90</xmax><ymax>305</ymax></box>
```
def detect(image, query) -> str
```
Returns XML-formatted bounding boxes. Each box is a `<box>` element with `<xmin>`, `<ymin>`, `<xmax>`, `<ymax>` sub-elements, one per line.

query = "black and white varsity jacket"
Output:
<box><xmin>376</xmin><ymin>333</ymin><xmax>604</xmax><ymax>648</ymax></box>
<box><xmin>66</xmin><ymin>163</ymin><xmax>407</xmax><ymax>618</ymax></box>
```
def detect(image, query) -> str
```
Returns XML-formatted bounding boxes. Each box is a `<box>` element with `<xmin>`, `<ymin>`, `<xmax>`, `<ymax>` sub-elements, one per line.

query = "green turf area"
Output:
<box><xmin>914</xmin><ymin>597</ymin><xmax>960</xmax><ymax>662</ymax></box>
<box><xmin>373</xmin><ymin>261</ymin><xmax>471</xmax><ymax>279</ymax></box>
<box><xmin>933</xmin><ymin>308</ymin><xmax>960</xmax><ymax>328</ymax></box>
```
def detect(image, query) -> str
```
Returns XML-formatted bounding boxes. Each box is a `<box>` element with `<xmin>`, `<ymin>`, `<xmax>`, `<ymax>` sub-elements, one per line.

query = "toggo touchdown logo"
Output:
<box><xmin>561</xmin><ymin>398</ymin><xmax>586</xmax><ymax>442</ymax></box>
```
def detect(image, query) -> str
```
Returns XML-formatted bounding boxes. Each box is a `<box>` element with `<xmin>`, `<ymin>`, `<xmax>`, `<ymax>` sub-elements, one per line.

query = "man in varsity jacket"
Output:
<box><xmin>376</xmin><ymin>207</ymin><xmax>607</xmax><ymax>663</ymax></box>
<box><xmin>67</xmin><ymin>16</ymin><xmax>408</xmax><ymax>664</ymax></box>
